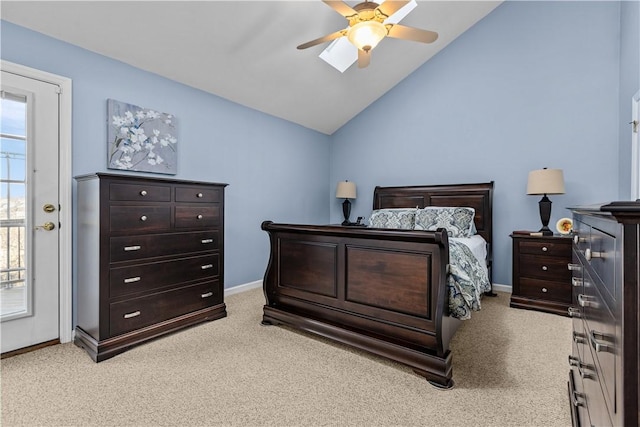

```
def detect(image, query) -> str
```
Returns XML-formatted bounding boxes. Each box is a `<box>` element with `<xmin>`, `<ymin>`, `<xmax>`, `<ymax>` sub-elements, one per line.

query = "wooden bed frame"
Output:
<box><xmin>261</xmin><ymin>182</ymin><xmax>494</xmax><ymax>388</ymax></box>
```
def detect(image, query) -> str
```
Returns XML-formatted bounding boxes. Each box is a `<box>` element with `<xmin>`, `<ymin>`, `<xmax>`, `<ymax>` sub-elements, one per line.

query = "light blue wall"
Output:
<box><xmin>330</xmin><ymin>1</ymin><xmax>622</xmax><ymax>286</ymax></box>
<box><xmin>617</xmin><ymin>0</ymin><xmax>640</xmax><ymax>199</ymax></box>
<box><xmin>0</xmin><ymin>21</ymin><xmax>331</xmax><ymax>319</ymax></box>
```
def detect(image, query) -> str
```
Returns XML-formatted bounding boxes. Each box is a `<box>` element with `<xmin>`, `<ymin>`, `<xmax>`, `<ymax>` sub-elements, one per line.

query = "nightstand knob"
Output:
<box><xmin>541</xmin><ymin>246</ymin><xmax>548</xmax><ymax>252</ymax></box>
<box><xmin>140</xmin><ymin>190</ymin><xmax>147</xmax><ymax>196</ymax></box>
<box><xmin>542</xmin><ymin>287</ymin><xmax>548</xmax><ymax>293</ymax></box>
<box><xmin>197</xmin><ymin>214</ymin><xmax>203</xmax><ymax>219</ymax></box>
<box><xmin>542</xmin><ymin>265</ymin><xmax>548</xmax><ymax>271</ymax></box>
<box><xmin>140</xmin><ymin>215</ymin><xmax>148</xmax><ymax>221</ymax></box>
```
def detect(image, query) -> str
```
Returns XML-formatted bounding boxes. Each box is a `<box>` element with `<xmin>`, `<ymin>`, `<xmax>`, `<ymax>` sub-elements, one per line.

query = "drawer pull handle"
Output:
<box><xmin>124</xmin><ymin>311</ymin><xmax>141</xmax><ymax>319</ymax></box>
<box><xmin>201</xmin><ymin>239</ymin><xmax>214</xmax><ymax>244</ymax></box>
<box><xmin>567</xmin><ymin>263</ymin><xmax>582</xmax><ymax>272</ymax></box>
<box><xmin>124</xmin><ymin>245</ymin><xmax>141</xmax><ymax>251</ymax></box>
<box><xmin>140</xmin><ymin>190</ymin><xmax>147</xmax><ymax>196</ymax></box>
<box><xmin>567</xmin><ymin>307</ymin><xmax>581</xmax><ymax>318</ymax></box>
<box><xmin>124</xmin><ymin>276</ymin><xmax>141</xmax><ymax>283</ymax></box>
<box><xmin>197</xmin><ymin>192</ymin><xmax>203</xmax><ymax>198</ymax></box>
<box><xmin>589</xmin><ymin>330</ymin><xmax>614</xmax><ymax>353</ymax></box>
<box><xmin>140</xmin><ymin>215</ymin><xmax>148</xmax><ymax>221</ymax></box>
<box><xmin>541</xmin><ymin>246</ymin><xmax>548</xmax><ymax>252</ymax></box>
<box><xmin>541</xmin><ymin>287</ymin><xmax>547</xmax><ymax>293</ymax></box>
<box><xmin>571</xmin><ymin>277</ymin><xmax>583</xmax><ymax>287</ymax></box>
<box><xmin>572</xmin><ymin>331</ymin><xmax>586</xmax><ymax>344</ymax></box>
<box><xmin>541</xmin><ymin>266</ymin><xmax>548</xmax><ymax>271</ymax></box>
<box><xmin>201</xmin><ymin>264</ymin><xmax>214</xmax><ymax>270</ymax></box>
<box><xmin>577</xmin><ymin>294</ymin><xmax>597</xmax><ymax>308</ymax></box>
<box><xmin>201</xmin><ymin>292</ymin><xmax>213</xmax><ymax>298</ymax></box>
<box><xmin>571</xmin><ymin>391</ymin><xmax>586</xmax><ymax>408</ymax></box>
<box><xmin>568</xmin><ymin>355</ymin><xmax>580</xmax><ymax>367</ymax></box>
<box><xmin>577</xmin><ymin>363</ymin><xmax>594</xmax><ymax>380</ymax></box>
<box><xmin>585</xmin><ymin>248</ymin><xmax>604</xmax><ymax>261</ymax></box>
<box><xmin>197</xmin><ymin>214</ymin><xmax>203</xmax><ymax>219</ymax></box>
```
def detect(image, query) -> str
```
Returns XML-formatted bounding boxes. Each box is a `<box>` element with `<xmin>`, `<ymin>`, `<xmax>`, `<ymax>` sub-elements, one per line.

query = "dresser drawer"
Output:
<box><xmin>581</xmin><ymin>329</ymin><xmax>614</xmax><ymax>427</ymax></box>
<box><xmin>580</xmin><ymin>271</ymin><xmax>616</xmax><ymax>417</ymax></box>
<box><xmin>175</xmin><ymin>205</ymin><xmax>220</xmax><ymax>228</ymax></box>
<box><xmin>519</xmin><ymin>240</ymin><xmax>570</xmax><ymax>257</ymax></box>
<box><xmin>110</xmin><ymin>205</ymin><xmax>171</xmax><ymax>233</ymax></box>
<box><xmin>175</xmin><ymin>186</ymin><xmax>222</xmax><ymax>203</ymax></box>
<box><xmin>110</xmin><ymin>231</ymin><xmax>219</xmax><ymax>263</ymax></box>
<box><xmin>110</xmin><ymin>253</ymin><xmax>219</xmax><ymax>298</ymax></box>
<box><xmin>519</xmin><ymin>277</ymin><xmax>571</xmax><ymax>303</ymax></box>
<box><xmin>109</xmin><ymin>280</ymin><xmax>222</xmax><ymax>337</ymax></box>
<box><xmin>587</xmin><ymin>227</ymin><xmax>616</xmax><ymax>301</ymax></box>
<box><xmin>519</xmin><ymin>254</ymin><xmax>571</xmax><ymax>281</ymax></box>
<box><xmin>109</xmin><ymin>182</ymin><xmax>171</xmax><ymax>202</ymax></box>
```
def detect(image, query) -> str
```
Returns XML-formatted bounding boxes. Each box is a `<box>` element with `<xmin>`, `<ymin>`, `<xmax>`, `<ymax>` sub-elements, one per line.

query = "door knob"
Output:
<box><xmin>35</xmin><ymin>222</ymin><xmax>56</xmax><ymax>231</ymax></box>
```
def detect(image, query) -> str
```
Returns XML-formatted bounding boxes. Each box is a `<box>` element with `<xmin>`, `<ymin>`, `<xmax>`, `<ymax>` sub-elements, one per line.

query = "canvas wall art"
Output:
<box><xmin>107</xmin><ymin>99</ymin><xmax>178</xmax><ymax>175</ymax></box>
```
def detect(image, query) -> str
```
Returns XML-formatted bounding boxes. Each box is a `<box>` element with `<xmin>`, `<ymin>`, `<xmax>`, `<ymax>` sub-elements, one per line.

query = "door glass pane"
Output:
<box><xmin>1</xmin><ymin>94</ymin><xmax>28</xmax><ymax>318</ymax></box>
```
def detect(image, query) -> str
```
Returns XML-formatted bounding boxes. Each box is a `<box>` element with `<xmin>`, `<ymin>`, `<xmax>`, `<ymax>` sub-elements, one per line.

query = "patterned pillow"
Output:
<box><xmin>414</xmin><ymin>207</ymin><xmax>476</xmax><ymax>237</ymax></box>
<box><xmin>369</xmin><ymin>208</ymin><xmax>416</xmax><ymax>229</ymax></box>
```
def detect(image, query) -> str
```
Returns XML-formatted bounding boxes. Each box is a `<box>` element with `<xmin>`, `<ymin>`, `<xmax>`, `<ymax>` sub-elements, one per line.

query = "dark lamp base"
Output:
<box><xmin>539</xmin><ymin>226</ymin><xmax>553</xmax><ymax>236</ymax></box>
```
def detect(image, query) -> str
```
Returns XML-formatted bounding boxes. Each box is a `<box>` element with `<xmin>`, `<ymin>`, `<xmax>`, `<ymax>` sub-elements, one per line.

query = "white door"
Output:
<box><xmin>1</xmin><ymin>70</ymin><xmax>60</xmax><ymax>353</ymax></box>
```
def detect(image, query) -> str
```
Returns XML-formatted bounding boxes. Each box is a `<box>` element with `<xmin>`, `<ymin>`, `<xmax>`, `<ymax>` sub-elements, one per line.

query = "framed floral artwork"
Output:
<box><xmin>107</xmin><ymin>99</ymin><xmax>178</xmax><ymax>175</ymax></box>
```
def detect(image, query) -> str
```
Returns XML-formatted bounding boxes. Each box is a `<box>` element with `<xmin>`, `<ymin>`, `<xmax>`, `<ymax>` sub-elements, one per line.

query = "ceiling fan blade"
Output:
<box><xmin>322</xmin><ymin>0</ymin><xmax>358</xmax><ymax>18</ymax></box>
<box><xmin>357</xmin><ymin>49</ymin><xmax>370</xmax><ymax>68</ymax></box>
<box><xmin>297</xmin><ymin>30</ymin><xmax>347</xmax><ymax>50</ymax></box>
<box><xmin>376</xmin><ymin>1</ymin><xmax>410</xmax><ymax>18</ymax></box>
<box><xmin>387</xmin><ymin>24</ymin><xmax>438</xmax><ymax>43</ymax></box>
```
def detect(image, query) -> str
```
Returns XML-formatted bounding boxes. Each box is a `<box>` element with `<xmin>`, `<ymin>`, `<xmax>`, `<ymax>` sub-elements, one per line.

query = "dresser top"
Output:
<box><xmin>75</xmin><ymin>172</ymin><xmax>228</xmax><ymax>187</ymax></box>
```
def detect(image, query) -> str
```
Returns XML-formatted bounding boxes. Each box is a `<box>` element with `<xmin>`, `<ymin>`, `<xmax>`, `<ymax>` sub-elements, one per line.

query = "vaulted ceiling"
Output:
<box><xmin>2</xmin><ymin>1</ymin><xmax>501</xmax><ymax>134</ymax></box>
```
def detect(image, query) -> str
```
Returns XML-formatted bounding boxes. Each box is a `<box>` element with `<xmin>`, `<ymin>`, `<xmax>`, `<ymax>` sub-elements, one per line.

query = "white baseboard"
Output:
<box><xmin>491</xmin><ymin>283</ymin><xmax>512</xmax><ymax>294</ymax></box>
<box><xmin>224</xmin><ymin>280</ymin><xmax>262</xmax><ymax>296</ymax></box>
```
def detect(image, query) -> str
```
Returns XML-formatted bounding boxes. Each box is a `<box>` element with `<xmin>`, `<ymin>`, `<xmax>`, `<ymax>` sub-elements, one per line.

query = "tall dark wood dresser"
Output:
<box><xmin>74</xmin><ymin>173</ymin><xmax>227</xmax><ymax>361</ymax></box>
<box><xmin>567</xmin><ymin>202</ymin><xmax>639</xmax><ymax>427</ymax></box>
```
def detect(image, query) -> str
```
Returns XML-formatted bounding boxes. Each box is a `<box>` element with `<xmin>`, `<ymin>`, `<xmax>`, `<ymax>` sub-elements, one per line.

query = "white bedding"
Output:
<box><xmin>451</xmin><ymin>235</ymin><xmax>488</xmax><ymax>277</ymax></box>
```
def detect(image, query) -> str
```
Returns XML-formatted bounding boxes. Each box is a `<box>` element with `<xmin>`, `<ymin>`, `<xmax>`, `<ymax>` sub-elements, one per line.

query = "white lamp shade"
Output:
<box><xmin>336</xmin><ymin>181</ymin><xmax>356</xmax><ymax>199</ymax></box>
<box><xmin>527</xmin><ymin>169</ymin><xmax>565</xmax><ymax>195</ymax></box>
<box><xmin>347</xmin><ymin>21</ymin><xmax>387</xmax><ymax>51</ymax></box>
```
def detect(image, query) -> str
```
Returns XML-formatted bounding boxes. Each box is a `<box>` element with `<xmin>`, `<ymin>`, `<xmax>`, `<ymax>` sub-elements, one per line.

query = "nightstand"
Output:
<box><xmin>510</xmin><ymin>233</ymin><xmax>572</xmax><ymax>316</ymax></box>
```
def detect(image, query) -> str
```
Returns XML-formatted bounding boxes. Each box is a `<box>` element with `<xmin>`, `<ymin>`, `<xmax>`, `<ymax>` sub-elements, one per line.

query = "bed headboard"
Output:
<box><xmin>373</xmin><ymin>182</ymin><xmax>494</xmax><ymax>279</ymax></box>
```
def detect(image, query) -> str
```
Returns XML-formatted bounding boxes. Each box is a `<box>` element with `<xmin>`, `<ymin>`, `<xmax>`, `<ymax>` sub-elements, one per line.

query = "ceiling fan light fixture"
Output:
<box><xmin>347</xmin><ymin>21</ymin><xmax>387</xmax><ymax>52</ymax></box>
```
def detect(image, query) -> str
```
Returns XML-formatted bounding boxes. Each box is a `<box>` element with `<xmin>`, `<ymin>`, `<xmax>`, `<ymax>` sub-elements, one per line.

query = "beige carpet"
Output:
<box><xmin>1</xmin><ymin>289</ymin><xmax>572</xmax><ymax>427</ymax></box>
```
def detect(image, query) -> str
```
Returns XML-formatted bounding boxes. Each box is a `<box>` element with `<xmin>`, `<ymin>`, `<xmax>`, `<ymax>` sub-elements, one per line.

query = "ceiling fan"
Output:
<box><xmin>297</xmin><ymin>0</ymin><xmax>439</xmax><ymax>69</ymax></box>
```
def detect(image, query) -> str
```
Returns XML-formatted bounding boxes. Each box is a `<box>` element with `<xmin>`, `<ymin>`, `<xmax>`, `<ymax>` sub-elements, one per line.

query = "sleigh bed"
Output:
<box><xmin>261</xmin><ymin>182</ymin><xmax>494</xmax><ymax>388</ymax></box>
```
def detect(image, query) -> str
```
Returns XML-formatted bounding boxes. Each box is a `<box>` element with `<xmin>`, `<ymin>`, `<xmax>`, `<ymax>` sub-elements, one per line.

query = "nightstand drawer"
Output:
<box><xmin>519</xmin><ymin>277</ymin><xmax>571</xmax><ymax>304</ymax></box>
<box><xmin>519</xmin><ymin>240</ymin><xmax>570</xmax><ymax>257</ymax></box>
<box><xmin>519</xmin><ymin>254</ymin><xmax>571</xmax><ymax>281</ymax></box>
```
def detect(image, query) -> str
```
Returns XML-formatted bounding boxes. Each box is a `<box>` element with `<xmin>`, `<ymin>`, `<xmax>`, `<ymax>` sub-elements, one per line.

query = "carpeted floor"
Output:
<box><xmin>1</xmin><ymin>289</ymin><xmax>572</xmax><ymax>426</ymax></box>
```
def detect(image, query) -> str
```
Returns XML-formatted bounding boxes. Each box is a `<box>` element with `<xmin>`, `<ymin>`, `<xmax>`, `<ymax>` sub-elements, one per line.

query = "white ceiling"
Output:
<box><xmin>2</xmin><ymin>1</ymin><xmax>501</xmax><ymax>135</ymax></box>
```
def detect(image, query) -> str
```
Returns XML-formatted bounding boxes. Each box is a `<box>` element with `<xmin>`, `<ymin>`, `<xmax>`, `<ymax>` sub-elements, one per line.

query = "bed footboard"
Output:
<box><xmin>261</xmin><ymin>221</ymin><xmax>461</xmax><ymax>388</ymax></box>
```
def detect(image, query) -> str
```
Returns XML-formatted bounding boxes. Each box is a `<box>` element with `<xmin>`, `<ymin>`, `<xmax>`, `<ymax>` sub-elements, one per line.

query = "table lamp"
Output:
<box><xmin>527</xmin><ymin>168</ymin><xmax>565</xmax><ymax>236</ymax></box>
<box><xmin>336</xmin><ymin>180</ymin><xmax>356</xmax><ymax>225</ymax></box>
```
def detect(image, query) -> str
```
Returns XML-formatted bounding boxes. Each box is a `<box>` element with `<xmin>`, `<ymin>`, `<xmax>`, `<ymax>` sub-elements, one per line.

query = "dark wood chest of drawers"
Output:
<box><xmin>567</xmin><ymin>204</ymin><xmax>639</xmax><ymax>427</ymax></box>
<box><xmin>510</xmin><ymin>233</ymin><xmax>572</xmax><ymax>316</ymax></box>
<box><xmin>74</xmin><ymin>173</ymin><xmax>228</xmax><ymax>361</ymax></box>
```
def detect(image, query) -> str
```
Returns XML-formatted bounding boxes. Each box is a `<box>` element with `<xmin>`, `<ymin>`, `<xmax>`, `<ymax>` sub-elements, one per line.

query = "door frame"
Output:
<box><xmin>2</xmin><ymin>60</ymin><xmax>72</xmax><ymax>344</ymax></box>
<box><xmin>632</xmin><ymin>91</ymin><xmax>640</xmax><ymax>200</ymax></box>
